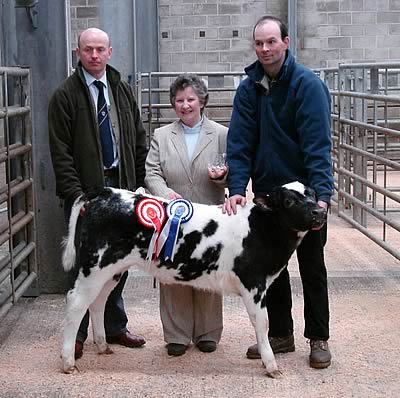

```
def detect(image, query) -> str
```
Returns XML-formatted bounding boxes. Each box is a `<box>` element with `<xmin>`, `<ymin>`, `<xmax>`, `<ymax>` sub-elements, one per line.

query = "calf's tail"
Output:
<box><xmin>62</xmin><ymin>196</ymin><xmax>86</xmax><ymax>272</ymax></box>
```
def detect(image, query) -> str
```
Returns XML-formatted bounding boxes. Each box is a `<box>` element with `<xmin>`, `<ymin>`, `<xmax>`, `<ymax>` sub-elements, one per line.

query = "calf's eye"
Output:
<box><xmin>283</xmin><ymin>198</ymin><xmax>294</xmax><ymax>208</ymax></box>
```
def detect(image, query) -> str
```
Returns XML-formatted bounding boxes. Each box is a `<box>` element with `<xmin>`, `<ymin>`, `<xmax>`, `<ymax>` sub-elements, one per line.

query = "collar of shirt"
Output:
<box><xmin>82</xmin><ymin>68</ymin><xmax>110</xmax><ymax>110</ymax></box>
<box><xmin>181</xmin><ymin>117</ymin><xmax>203</xmax><ymax>134</ymax></box>
<box><xmin>82</xmin><ymin>68</ymin><xmax>108</xmax><ymax>89</ymax></box>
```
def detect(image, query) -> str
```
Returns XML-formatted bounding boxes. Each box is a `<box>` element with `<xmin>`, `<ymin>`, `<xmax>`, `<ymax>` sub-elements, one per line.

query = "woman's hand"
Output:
<box><xmin>208</xmin><ymin>164</ymin><xmax>228</xmax><ymax>181</ymax></box>
<box><xmin>166</xmin><ymin>192</ymin><xmax>183</xmax><ymax>200</ymax></box>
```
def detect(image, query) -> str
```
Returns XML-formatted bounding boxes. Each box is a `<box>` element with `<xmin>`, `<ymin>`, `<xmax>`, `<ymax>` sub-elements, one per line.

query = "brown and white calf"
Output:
<box><xmin>61</xmin><ymin>181</ymin><xmax>326</xmax><ymax>377</ymax></box>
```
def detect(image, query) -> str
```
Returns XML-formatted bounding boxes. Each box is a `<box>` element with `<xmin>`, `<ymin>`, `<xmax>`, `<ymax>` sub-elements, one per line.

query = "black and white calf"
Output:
<box><xmin>61</xmin><ymin>181</ymin><xmax>326</xmax><ymax>377</ymax></box>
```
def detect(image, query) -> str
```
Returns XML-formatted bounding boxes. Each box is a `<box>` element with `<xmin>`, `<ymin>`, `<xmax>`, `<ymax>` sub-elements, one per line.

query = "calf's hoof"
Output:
<box><xmin>63</xmin><ymin>365</ymin><xmax>79</xmax><ymax>374</ymax></box>
<box><xmin>266</xmin><ymin>369</ymin><xmax>283</xmax><ymax>379</ymax></box>
<box><xmin>98</xmin><ymin>346</ymin><xmax>114</xmax><ymax>355</ymax></box>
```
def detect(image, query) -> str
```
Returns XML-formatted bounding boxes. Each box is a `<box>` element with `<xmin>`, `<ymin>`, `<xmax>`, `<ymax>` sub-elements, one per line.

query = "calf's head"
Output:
<box><xmin>265</xmin><ymin>181</ymin><xmax>327</xmax><ymax>232</ymax></box>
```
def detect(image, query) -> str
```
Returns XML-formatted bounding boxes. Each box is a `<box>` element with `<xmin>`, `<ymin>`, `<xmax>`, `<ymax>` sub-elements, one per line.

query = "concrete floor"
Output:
<box><xmin>0</xmin><ymin>205</ymin><xmax>399</xmax><ymax>398</ymax></box>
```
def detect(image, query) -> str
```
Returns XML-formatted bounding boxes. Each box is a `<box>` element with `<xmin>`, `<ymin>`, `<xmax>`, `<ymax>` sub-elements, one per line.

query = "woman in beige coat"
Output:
<box><xmin>145</xmin><ymin>74</ymin><xmax>228</xmax><ymax>356</ymax></box>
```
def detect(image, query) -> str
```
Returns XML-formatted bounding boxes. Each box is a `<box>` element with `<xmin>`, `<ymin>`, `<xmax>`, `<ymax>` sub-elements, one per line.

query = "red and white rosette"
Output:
<box><xmin>136</xmin><ymin>198</ymin><xmax>166</xmax><ymax>261</ymax></box>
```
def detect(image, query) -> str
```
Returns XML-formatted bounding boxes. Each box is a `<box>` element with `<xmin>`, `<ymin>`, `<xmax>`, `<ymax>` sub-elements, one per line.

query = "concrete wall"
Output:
<box><xmin>158</xmin><ymin>0</ymin><xmax>284</xmax><ymax>72</ymax></box>
<box><xmin>9</xmin><ymin>1</ymin><xmax>71</xmax><ymax>294</ymax></box>
<box><xmin>70</xmin><ymin>0</ymin><xmax>100</xmax><ymax>65</ymax></box>
<box><xmin>298</xmin><ymin>0</ymin><xmax>400</xmax><ymax>68</ymax></box>
<box><xmin>70</xmin><ymin>0</ymin><xmax>400</xmax><ymax>71</ymax></box>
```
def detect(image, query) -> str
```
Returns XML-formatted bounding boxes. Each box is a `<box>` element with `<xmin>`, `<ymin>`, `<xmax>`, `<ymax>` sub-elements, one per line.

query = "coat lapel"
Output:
<box><xmin>191</xmin><ymin>118</ymin><xmax>213</xmax><ymax>163</ymax></box>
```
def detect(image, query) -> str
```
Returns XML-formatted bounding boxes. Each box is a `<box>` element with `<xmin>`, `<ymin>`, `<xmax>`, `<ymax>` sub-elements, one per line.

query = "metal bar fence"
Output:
<box><xmin>317</xmin><ymin>63</ymin><xmax>400</xmax><ymax>260</ymax></box>
<box><xmin>0</xmin><ymin>66</ymin><xmax>38</xmax><ymax>320</ymax></box>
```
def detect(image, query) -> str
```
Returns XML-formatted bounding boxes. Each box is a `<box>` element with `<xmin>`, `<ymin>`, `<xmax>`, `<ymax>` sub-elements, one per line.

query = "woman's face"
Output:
<box><xmin>174</xmin><ymin>86</ymin><xmax>203</xmax><ymax>127</ymax></box>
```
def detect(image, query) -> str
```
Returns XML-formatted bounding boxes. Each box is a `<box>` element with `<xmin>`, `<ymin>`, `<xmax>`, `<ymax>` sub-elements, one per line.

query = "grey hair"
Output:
<box><xmin>169</xmin><ymin>74</ymin><xmax>209</xmax><ymax>113</ymax></box>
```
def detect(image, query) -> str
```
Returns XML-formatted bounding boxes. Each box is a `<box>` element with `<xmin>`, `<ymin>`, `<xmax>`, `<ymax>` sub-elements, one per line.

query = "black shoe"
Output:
<box><xmin>197</xmin><ymin>340</ymin><xmax>217</xmax><ymax>353</ymax></box>
<box><xmin>106</xmin><ymin>331</ymin><xmax>146</xmax><ymax>348</ymax></box>
<box><xmin>167</xmin><ymin>343</ymin><xmax>187</xmax><ymax>356</ymax></box>
<box><xmin>246</xmin><ymin>335</ymin><xmax>295</xmax><ymax>359</ymax></box>
<box><xmin>309</xmin><ymin>340</ymin><xmax>331</xmax><ymax>369</ymax></box>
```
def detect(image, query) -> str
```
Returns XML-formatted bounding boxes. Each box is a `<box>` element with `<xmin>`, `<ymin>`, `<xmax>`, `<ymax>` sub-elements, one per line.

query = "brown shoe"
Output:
<box><xmin>167</xmin><ymin>343</ymin><xmax>187</xmax><ymax>356</ymax></box>
<box><xmin>309</xmin><ymin>340</ymin><xmax>331</xmax><ymax>369</ymax></box>
<box><xmin>246</xmin><ymin>335</ymin><xmax>295</xmax><ymax>359</ymax></box>
<box><xmin>74</xmin><ymin>341</ymin><xmax>83</xmax><ymax>360</ymax></box>
<box><xmin>106</xmin><ymin>331</ymin><xmax>146</xmax><ymax>348</ymax></box>
<box><xmin>197</xmin><ymin>340</ymin><xmax>217</xmax><ymax>353</ymax></box>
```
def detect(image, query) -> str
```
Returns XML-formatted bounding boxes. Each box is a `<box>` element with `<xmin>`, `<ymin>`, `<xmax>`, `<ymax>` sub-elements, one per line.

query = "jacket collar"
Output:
<box><xmin>170</xmin><ymin>116</ymin><xmax>214</xmax><ymax>136</ymax></box>
<box><xmin>245</xmin><ymin>49</ymin><xmax>295</xmax><ymax>90</ymax></box>
<box><xmin>75</xmin><ymin>62</ymin><xmax>121</xmax><ymax>89</ymax></box>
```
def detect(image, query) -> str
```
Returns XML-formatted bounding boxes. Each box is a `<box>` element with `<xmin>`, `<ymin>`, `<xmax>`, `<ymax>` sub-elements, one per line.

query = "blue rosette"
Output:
<box><xmin>158</xmin><ymin>198</ymin><xmax>194</xmax><ymax>261</ymax></box>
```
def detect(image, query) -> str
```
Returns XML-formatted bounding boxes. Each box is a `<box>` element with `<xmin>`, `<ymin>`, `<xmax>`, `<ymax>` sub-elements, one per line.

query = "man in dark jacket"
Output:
<box><xmin>224</xmin><ymin>16</ymin><xmax>333</xmax><ymax>368</ymax></box>
<box><xmin>48</xmin><ymin>28</ymin><xmax>148</xmax><ymax>360</ymax></box>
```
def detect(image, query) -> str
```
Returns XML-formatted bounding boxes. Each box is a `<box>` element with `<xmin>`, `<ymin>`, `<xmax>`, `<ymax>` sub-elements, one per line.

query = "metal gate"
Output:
<box><xmin>136</xmin><ymin>71</ymin><xmax>246</xmax><ymax>142</ymax></box>
<box><xmin>0</xmin><ymin>66</ymin><xmax>37</xmax><ymax>319</ymax></box>
<box><xmin>317</xmin><ymin>63</ymin><xmax>400</xmax><ymax>260</ymax></box>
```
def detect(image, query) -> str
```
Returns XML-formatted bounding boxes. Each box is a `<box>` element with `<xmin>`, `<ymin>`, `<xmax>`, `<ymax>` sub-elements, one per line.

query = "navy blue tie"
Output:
<box><xmin>93</xmin><ymin>80</ymin><xmax>114</xmax><ymax>168</ymax></box>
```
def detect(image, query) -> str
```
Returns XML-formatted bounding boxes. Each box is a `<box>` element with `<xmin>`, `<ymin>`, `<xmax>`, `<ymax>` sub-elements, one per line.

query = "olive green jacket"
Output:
<box><xmin>48</xmin><ymin>63</ymin><xmax>148</xmax><ymax>201</ymax></box>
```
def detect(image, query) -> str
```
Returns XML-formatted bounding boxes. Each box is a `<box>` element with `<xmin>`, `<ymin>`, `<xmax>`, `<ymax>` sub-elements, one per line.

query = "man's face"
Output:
<box><xmin>254</xmin><ymin>21</ymin><xmax>289</xmax><ymax>74</ymax></box>
<box><xmin>76</xmin><ymin>30</ymin><xmax>112</xmax><ymax>79</ymax></box>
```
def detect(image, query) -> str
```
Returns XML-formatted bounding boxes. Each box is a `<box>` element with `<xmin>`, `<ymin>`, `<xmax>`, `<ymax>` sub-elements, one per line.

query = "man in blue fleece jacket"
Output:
<box><xmin>224</xmin><ymin>15</ymin><xmax>333</xmax><ymax>369</ymax></box>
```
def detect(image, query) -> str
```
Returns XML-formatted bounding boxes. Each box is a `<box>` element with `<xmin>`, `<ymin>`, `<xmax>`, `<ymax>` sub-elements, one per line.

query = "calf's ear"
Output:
<box><xmin>253</xmin><ymin>196</ymin><xmax>269</xmax><ymax>210</ymax></box>
<box><xmin>264</xmin><ymin>187</ymin><xmax>285</xmax><ymax>210</ymax></box>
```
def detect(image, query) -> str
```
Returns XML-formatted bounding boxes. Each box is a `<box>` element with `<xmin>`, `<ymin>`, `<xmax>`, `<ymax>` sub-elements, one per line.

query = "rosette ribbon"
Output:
<box><xmin>158</xmin><ymin>198</ymin><xmax>193</xmax><ymax>261</ymax></box>
<box><xmin>136</xmin><ymin>198</ymin><xmax>166</xmax><ymax>262</ymax></box>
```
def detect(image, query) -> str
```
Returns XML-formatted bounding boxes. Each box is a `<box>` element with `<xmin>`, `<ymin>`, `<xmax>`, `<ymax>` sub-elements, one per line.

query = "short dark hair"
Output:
<box><xmin>253</xmin><ymin>16</ymin><xmax>288</xmax><ymax>40</ymax></box>
<box><xmin>170</xmin><ymin>74</ymin><xmax>209</xmax><ymax>112</ymax></box>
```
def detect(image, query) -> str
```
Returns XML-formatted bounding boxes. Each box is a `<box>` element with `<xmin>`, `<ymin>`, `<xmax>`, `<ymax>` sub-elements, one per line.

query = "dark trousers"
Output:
<box><xmin>266</xmin><ymin>224</ymin><xmax>329</xmax><ymax>341</ymax></box>
<box><xmin>64</xmin><ymin>172</ymin><xmax>129</xmax><ymax>343</ymax></box>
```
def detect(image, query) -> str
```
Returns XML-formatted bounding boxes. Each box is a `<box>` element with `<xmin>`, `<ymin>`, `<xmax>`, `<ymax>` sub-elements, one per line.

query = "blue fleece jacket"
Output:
<box><xmin>227</xmin><ymin>50</ymin><xmax>333</xmax><ymax>203</ymax></box>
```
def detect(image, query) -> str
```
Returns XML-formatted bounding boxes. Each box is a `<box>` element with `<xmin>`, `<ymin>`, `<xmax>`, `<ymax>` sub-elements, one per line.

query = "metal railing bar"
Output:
<box><xmin>0</xmin><ymin>144</ymin><xmax>32</xmax><ymax>163</ymax></box>
<box><xmin>138</xmin><ymin>71</ymin><xmax>246</xmax><ymax>77</ymax></box>
<box><xmin>140</xmin><ymin>87</ymin><xmax>238</xmax><ymax>94</ymax></box>
<box><xmin>0</xmin><ymin>212</ymin><xmax>34</xmax><ymax>246</ymax></box>
<box><xmin>340</xmin><ymin>143</ymin><xmax>400</xmax><ymax>170</ymax></box>
<box><xmin>0</xmin><ymin>240</ymin><xmax>28</xmax><ymax>276</ymax></box>
<box><xmin>0</xmin><ymin>67</ymin><xmax>30</xmax><ymax>77</ymax></box>
<box><xmin>340</xmin><ymin>118</ymin><xmax>400</xmax><ymax>138</ymax></box>
<box><xmin>0</xmin><ymin>271</ymin><xmax>37</xmax><ymax>307</ymax></box>
<box><xmin>338</xmin><ymin>167</ymin><xmax>400</xmax><ymax>203</ymax></box>
<box><xmin>331</xmin><ymin>90</ymin><xmax>400</xmax><ymax>103</ymax></box>
<box><xmin>338</xmin><ymin>212</ymin><xmax>400</xmax><ymax>260</ymax></box>
<box><xmin>0</xmin><ymin>179</ymin><xmax>33</xmax><ymax>207</ymax></box>
<box><xmin>339</xmin><ymin>62</ymin><xmax>400</xmax><ymax>69</ymax></box>
<box><xmin>0</xmin><ymin>242</ymin><xmax>36</xmax><ymax>287</ymax></box>
<box><xmin>142</xmin><ymin>103</ymin><xmax>235</xmax><ymax>109</ymax></box>
<box><xmin>0</xmin><ymin>106</ymin><xmax>31</xmax><ymax>119</ymax></box>
<box><xmin>339</xmin><ymin>189</ymin><xmax>400</xmax><ymax>231</ymax></box>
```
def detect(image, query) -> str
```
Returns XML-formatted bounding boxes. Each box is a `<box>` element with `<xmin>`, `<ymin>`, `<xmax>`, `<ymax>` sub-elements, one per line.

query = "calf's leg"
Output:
<box><xmin>240</xmin><ymin>288</ymin><xmax>281</xmax><ymax>378</ymax></box>
<box><xmin>90</xmin><ymin>278</ymin><xmax>120</xmax><ymax>355</ymax></box>
<box><xmin>62</xmin><ymin>275</ymin><xmax>108</xmax><ymax>373</ymax></box>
